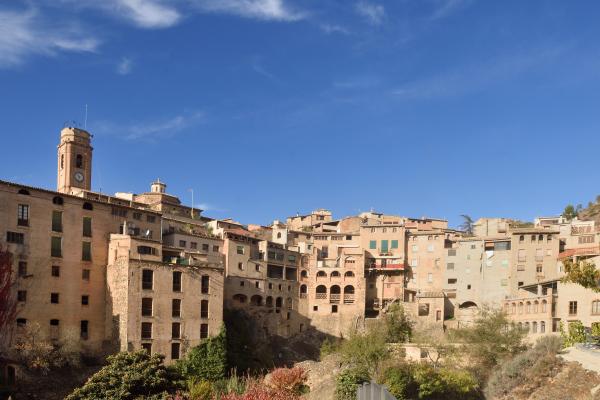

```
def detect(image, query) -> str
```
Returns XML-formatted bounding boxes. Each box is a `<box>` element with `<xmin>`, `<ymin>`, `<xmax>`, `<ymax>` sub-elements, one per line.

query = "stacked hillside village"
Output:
<box><xmin>2</xmin><ymin>127</ymin><xmax>600</xmax><ymax>367</ymax></box>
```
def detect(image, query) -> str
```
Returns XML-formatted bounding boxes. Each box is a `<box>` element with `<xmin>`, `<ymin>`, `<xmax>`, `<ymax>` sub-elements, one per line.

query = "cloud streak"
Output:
<box><xmin>116</xmin><ymin>57</ymin><xmax>133</xmax><ymax>75</ymax></box>
<box><xmin>67</xmin><ymin>0</ymin><xmax>181</xmax><ymax>28</ymax></box>
<box><xmin>93</xmin><ymin>110</ymin><xmax>206</xmax><ymax>141</ymax></box>
<box><xmin>355</xmin><ymin>2</ymin><xmax>385</xmax><ymax>25</ymax></box>
<box><xmin>191</xmin><ymin>0</ymin><xmax>305</xmax><ymax>22</ymax></box>
<box><xmin>0</xmin><ymin>7</ymin><xmax>99</xmax><ymax>68</ymax></box>
<box><xmin>429</xmin><ymin>0</ymin><xmax>470</xmax><ymax>20</ymax></box>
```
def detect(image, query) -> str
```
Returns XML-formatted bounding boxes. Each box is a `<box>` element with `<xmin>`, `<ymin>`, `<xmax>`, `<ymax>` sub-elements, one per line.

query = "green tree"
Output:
<box><xmin>176</xmin><ymin>326</ymin><xmax>227</xmax><ymax>381</ymax></box>
<box><xmin>339</xmin><ymin>326</ymin><xmax>388</xmax><ymax>377</ymax></box>
<box><xmin>561</xmin><ymin>258</ymin><xmax>600</xmax><ymax>292</ymax></box>
<box><xmin>66</xmin><ymin>351</ymin><xmax>177</xmax><ymax>400</ymax></box>
<box><xmin>335</xmin><ymin>367</ymin><xmax>370</xmax><ymax>400</ymax></box>
<box><xmin>563</xmin><ymin>204</ymin><xmax>578</xmax><ymax>220</ymax></box>
<box><xmin>459</xmin><ymin>215</ymin><xmax>475</xmax><ymax>235</ymax></box>
<box><xmin>384</xmin><ymin>303</ymin><xmax>413</xmax><ymax>343</ymax></box>
<box><xmin>452</xmin><ymin>308</ymin><xmax>526</xmax><ymax>382</ymax></box>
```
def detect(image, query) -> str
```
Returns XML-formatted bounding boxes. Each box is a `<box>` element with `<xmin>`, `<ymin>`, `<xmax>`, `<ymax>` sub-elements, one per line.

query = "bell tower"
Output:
<box><xmin>57</xmin><ymin>127</ymin><xmax>93</xmax><ymax>194</ymax></box>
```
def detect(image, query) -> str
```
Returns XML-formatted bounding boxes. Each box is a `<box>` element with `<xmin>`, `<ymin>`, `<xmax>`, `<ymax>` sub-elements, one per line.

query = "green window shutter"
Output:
<box><xmin>391</xmin><ymin>240</ymin><xmax>398</xmax><ymax>249</ymax></box>
<box><xmin>381</xmin><ymin>240</ymin><xmax>389</xmax><ymax>252</ymax></box>
<box><xmin>51</xmin><ymin>237</ymin><xmax>62</xmax><ymax>257</ymax></box>
<box><xmin>83</xmin><ymin>217</ymin><xmax>92</xmax><ymax>237</ymax></box>
<box><xmin>369</xmin><ymin>240</ymin><xmax>376</xmax><ymax>249</ymax></box>
<box><xmin>82</xmin><ymin>242</ymin><xmax>92</xmax><ymax>261</ymax></box>
<box><xmin>52</xmin><ymin>211</ymin><xmax>62</xmax><ymax>232</ymax></box>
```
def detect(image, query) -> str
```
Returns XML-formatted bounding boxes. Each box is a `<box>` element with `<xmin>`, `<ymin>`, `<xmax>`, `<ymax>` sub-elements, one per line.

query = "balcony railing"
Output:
<box><xmin>316</xmin><ymin>293</ymin><xmax>327</xmax><ymax>300</ymax></box>
<box><xmin>299</xmin><ymin>293</ymin><xmax>307</xmax><ymax>299</ymax></box>
<box><xmin>330</xmin><ymin>294</ymin><xmax>341</xmax><ymax>303</ymax></box>
<box><xmin>343</xmin><ymin>294</ymin><xmax>355</xmax><ymax>304</ymax></box>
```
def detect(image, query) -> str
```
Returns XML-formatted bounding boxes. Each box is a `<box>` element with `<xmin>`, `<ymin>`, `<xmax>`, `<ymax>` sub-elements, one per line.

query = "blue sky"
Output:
<box><xmin>2</xmin><ymin>0</ymin><xmax>600</xmax><ymax>227</ymax></box>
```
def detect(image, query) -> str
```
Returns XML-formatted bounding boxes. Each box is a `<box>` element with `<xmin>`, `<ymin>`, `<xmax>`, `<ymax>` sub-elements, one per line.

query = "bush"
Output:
<box><xmin>176</xmin><ymin>326</ymin><xmax>227</xmax><ymax>381</ymax></box>
<box><xmin>335</xmin><ymin>367</ymin><xmax>370</xmax><ymax>400</ymax></box>
<box><xmin>267</xmin><ymin>367</ymin><xmax>307</xmax><ymax>395</ymax></box>
<box><xmin>485</xmin><ymin>335</ymin><xmax>563</xmax><ymax>399</ymax></box>
<box><xmin>384</xmin><ymin>303</ymin><xmax>413</xmax><ymax>343</ymax></box>
<box><xmin>320</xmin><ymin>338</ymin><xmax>342</xmax><ymax>359</ymax></box>
<box><xmin>592</xmin><ymin>322</ymin><xmax>600</xmax><ymax>337</ymax></box>
<box><xmin>412</xmin><ymin>364</ymin><xmax>479</xmax><ymax>400</ymax></box>
<box><xmin>379</xmin><ymin>364</ymin><xmax>418</xmax><ymax>400</ymax></box>
<box><xmin>219</xmin><ymin>384</ymin><xmax>298</xmax><ymax>400</ymax></box>
<box><xmin>188</xmin><ymin>379</ymin><xmax>213</xmax><ymax>400</ymax></box>
<box><xmin>560</xmin><ymin>321</ymin><xmax>586</xmax><ymax>347</ymax></box>
<box><xmin>339</xmin><ymin>328</ymin><xmax>388</xmax><ymax>376</ymax></box>
<box><xmin>212</xmin><ymin>373</ymin><xmax>248</xmax><ymax>398</ymax></box>
<box><xmin>66</xmin><ymin>350</ymin><xmax>178</xmax><ymax>400</ymax></box>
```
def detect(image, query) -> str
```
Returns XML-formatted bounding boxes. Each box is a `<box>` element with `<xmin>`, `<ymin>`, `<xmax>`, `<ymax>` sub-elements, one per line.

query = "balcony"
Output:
<box><xmin>343</xmin><ymin>294</ymin><xmax>355</xmax><ymax>304</ymax></box>
<box><xmin>316</xmin><ymin>293</ymin><xmax>327</xmax><ymax>300</ymax></box>
<box><xmin>330</xmin><ymin>294</ymin><xmax>341</xmax><ymax>304</ymax></box>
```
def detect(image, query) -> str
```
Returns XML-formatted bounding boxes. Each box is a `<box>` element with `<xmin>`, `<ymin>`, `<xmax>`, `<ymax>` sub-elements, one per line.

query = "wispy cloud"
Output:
<box><xmin>355</xmin><ymin>2</ymin><xmax>385</xmax><ymax>26</ymax></box>
<box><xmin>66</xmin><ymin>0</ymin><xmax>181</xmax><ymax>28</ymax></box>
<box><xmin>250</xmin><ymin>56</ymin><xmax>280</xmax><ymax>82</ymax></box>
<box><xmin>429</xmin><ymin>0</ymin><xmax>470</xmax><ymax>21</ymax></box>
<box><xmin>0</xmin><ymin>7</ymin><xmax>99</xmax><ymax>68</ymax></box>
<box><xmin>191</xmin><ymin>0</ymin><xmax>305</xmax><ymax>22</ymax></box>
<box><xmin>116</xmin><ymin>57</ymin><xmax>133</xmax><ymax>75</ymax></box>
<box><xmin>320</xmin><ymin>23</ymin><xmax>350</xmax><ymax>35</ymax></box>
<box><xmin>391</xmin><ymin>46</ymin><xmax>566</xmax><ymax>100</ymax></box>
<box><xmin>93</xmin><ymin>110</ymin><xmax>206</xmax><ymax>141</ymax></box>
<box><xmin>195</xmin><ymin>202</ymin><xmax>227</xmax><ymax>212</ymax></box>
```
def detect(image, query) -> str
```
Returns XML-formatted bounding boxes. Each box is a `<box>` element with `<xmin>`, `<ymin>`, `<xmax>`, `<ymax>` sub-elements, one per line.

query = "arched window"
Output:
<box><xmin>275</xmin><ymin>297</ymin><xmax>283</xmax><ymax>308</ymax></box>
<box><xmin>52</xmin><ymin>196</ymin><xmax>64</xmax><ymax>205</ymax></box>
<box><xmin>60</xmin><ymin>154</ymin><xmax>64</xmax><ymax>169</ymax></box>
<box><xmin>250</xmin><ymin>295</ymin><xmax>262</xmax><ymax>306</ymax></box>
<box><xmin>540</xmin><ymin>321</ymin><xmax>546</xmax><ymax>333</ymax></box>
<box><xmin>18</xmin><ymin>189</ymin><xmax>30</xmax><ymax>195</ymax></box>
<box><xmin>300</xmin><ymin>284</ymin><xmax>307</xmax><ymax>297</ymax></box>
<box><xmin>83</xmin><ymin>202</ymin><xmax>93</xmax><ymax>211</ymax></box>
<box><xmin>277</xmin><ymin>232</ymin><xmax>282</xmax><ymax>239</ymax></box>
<box><xmin>316</xmin><ymin>285</ymin><xmax>327</xmax><ymax>299</ymax></box>
<box><xmin>532</xmin><ymin>321</ymin><xmax>537</xmax><ymax>333</ymax></box>
<box><xmin>233</xmin><ymin>294</ymin><xmax>247</xmax><ymax>304</ymax></box>
<box><xmin>301</xmin><ymin>270</ymin><xmax>308</xmax><ymax>278</ymax></box>
<box><xmin>330</xmin><ymin>285</ymin><xmax>341</xmax><ymax>294</ymax></box>
<box><xmin>287</xmin><ymin>297</ymin><xmax>293</xmax><ymax>309</ymax></box>
<box><xmin>316</xmin><ymin>271</ymin><xmax>327</xmax><ymax>277</ymax></box>
<box><xmin>512</xmin><ymin>303</ymin><xmax>516</xmax><ymax>314</ymax></box>
<box><xmin>266</xmin><ymin>296</ymin><xmax>274</xmax><ymax>307</ymax></box>
<box><xmin>524</xmin><ymin>322</ymin><xmax>530</xmax><ymax>332</ymax></box>
<box><xmin>541</xmin><ymin>300</ymin><xmax>547</xmax><ymax>313</ymax></box>
<box><xmin>526</xmin><ymin>302</ymin><xmax>531</xmax><ymax>314</ymax></box>
<box><xmin>76</xmin><ymin>154</ymin><xmax>83</xmax><ymax>168</ymax></box>
<box><xmin>344</xmin><ymin>285</ymin><xmax>355</xmax><ymax>294</ymax></box>
<box><xmin>331</xmin><ymin>271</ymin><xmax>341</xmax><ymax>278</ymax></box>
<box><xmin>519</xmin><ymin>302</ymin><xmax>523</xmax><ymax>314</ymax></box>
<box><xmin>344</xmin><ymin>271</ymin><xmax>355</xmax><ymax>278</ymax></box>
<box><xmin>533</xmin><ymin>301</ymin><xmax>539</xmax><ymax>313</ymax></box>
<box><xmin>343</xmin><ymin>285</ymin><xmax>355</xmax><ymax>304</ymax></box>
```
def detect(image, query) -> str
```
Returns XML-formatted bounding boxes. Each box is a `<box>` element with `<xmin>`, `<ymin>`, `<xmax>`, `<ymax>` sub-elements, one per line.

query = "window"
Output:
<box><xmin>147</xmin><ymin>215</ymin><xmax>156</xmax><ymax>223</ymax></box>
<box><xmin>519</xmin><ymin>235</ymin><xmax>525</xmax><ymax>243</ymax></box>
<box><xmin>16</xmin><ymin>318</ymin><xmax>27</xmax><ymax>327</ymax></box>
<box><xmin>517</xmin><ymin>265</ymin><xmax>525</xmax><ymax>271</ymax></box>
<box><xmin>17</xmin><ymin>204</ymin><xmax>29</xmax><ymax>226</ymax></box>
<box><xmin>172</xmin><ymin>322</ymin><xmax>181</xmax><ymax>339</ymax></box>
<box><xmin>332</xmin><ymin>305</ymin><xmax>338</xmax><ymax>313</ymax></box>
<box><xmin>83</xmin><ymin>217</ymin><xmax>92</xmax><ymax>237</ymax></box>
<box><xmin>427</xmin><ymin>273</ymin><xmax>433</xmax><ymax>283</ymax></box>
<box><xmin>288</xmin><ymin>254</ymin><xmax>296</xmax><ymax>262</ymax></box>
<box><xmin>83</xmin><ymin>202</ymin><xmax>93</xmax><ymax>211</ymax></box>
<box><xmin>17</xmin><ymin>290</ymin><xmax>26</xmax><ymax>302</ymax></box>
<box><xmin>141</xmin><ymin>343</ymin><xmax>152</xmax><ymax>354</ymax></box>
<box><xmin>532</xmin><ymin>321</ymin><xmax>538</xmax><ymax>333</ymax></box>
<box><xmin>51</xmin><ymin>292</ymin><xmax>59</xmax><ymax>303</ymax></box>
<box><xmin>172</xmin><ymin>299</ymin><xmax>181</xmax><ymax>318</ymax></box>
<box><xmin>80</xmin><ymin>320</ymin><xmax>89</xmax><ymax>340</ymax></box>
<box><xmin>171</xmin><ymin>342</ymin><xmax>181</xmax><ymax>360</ymax></box>
<box><xmin>200</xmin><ymin>323</ymin><xmax>209</xmax><ymax>339</ymax></box>
<box><xmin>467</xmin><ymin>284</ymin><xmax>472</xmax><ymax>290</ymax></box>
<box><xmin>76</xmin><ymin>154</ymin><xmax>83</xmax><ymax>168</ymax></box>
<box><xmin>179</xmin><ymin>240</ymin><xmax>186</xmax><ymax>247</ymax></box>
<box><xmin>448</xmin><ymin>249</ymin><xmax>456</xmax><ymax>256</ymax></box>
<box><xmin>255</xmin><ymin>264</ymin><xmax>261</xmax><ymax>272</ymax></box>
<box><xmin>381</xmin><ymin>240</ymin><xmax>389</xmax><ymax>252</ymax></box>
<box><xmin>201</xmin><ymin>275</ymin><xmax>209</xmax><ymax>294</ymax></box>
<box><xmin>201</xmin><ymin>300</ymin><xmax>209</xmax><ymax>319</ymax></box>
<box><xmin>240</xmin><ymin>281</ymin><xmax>245</xmax><ymax>287</ymax></box>
<box><xmin>213</xmin><ymin>245</ymin><xmax>219</xmax><ymax>252</ymax></box>
<box><xmin>369</xmin><ymin>240</ymin><xmax>376</xmax><ymax>250</ymax></box>
<box><xmin>391</xmin><ymin>240</ymin><xmax>399</xmax><ymax>249</ymax></box>
<box><xmin>411</xmin><ymin>258</ymin><xmax>418</xmax><ymax>267</ymax></box>
<box><xmin>51</xmin><ymin>265</ymin><xmax>60</xmax><ymax>276</ymax></box>
<box><xmin>141</xmin><ymin>322</ymin><xmax>152</xmax><ymax>339</ymax></box>
<box><xmin>82</xmin><ymin>269</ymin><xmax>90</xmax><ymax>281</ymax></box>
<box><xmin>518</xmin><ymin>281</ymin><xmax>523</xmax><ymax>287</ymax></box>
<box><xmin>447</xmin><ymin>278</ymin><xmax>457</xmax><ymax>284</ymax></box>
<box><xmin>18</xmin><ymin>261</ymin><xmax>27</xmax><ymax>277</ymax></box>
<box><xmin>82</xmin><ymin>242</ymin><xmax>92</xmax><ymax>261</ymax></box>
<box><xmin>132</xmin><ymin>212</ymin><xmax>142</xmax><ymax>220</ymax></box>
<box><xmin>238</xmin><ymin>262</ymin><xmax>244</xmax><ymax>270</ymax></box>
<box><xmin>536</xmin><ymin>265</ymin><xmax>543</xmax><ymax>273</ymax></box>
<box><xmin>51</xmin><ymin>236</ymin><xmax>62</xmax><ymax>257</ymax></box>
<box><xmin>517</xmin><ymin>249</ymin><xmax>526</xmax><ymax>262</ymax></box>
<box><xmin>79</xmin><ymin>295</ymin><xmax>89</xmax><ymax>306</ymax></box>
<box><xmin>190</xmin><ymin>242</ymin><xmax>197</xmax><ymax>249</ymax></box>
<box><xmin>255</xmin><ymin>281</ymin><xmax>260</xmax><ymax>288</ymax></box>
<box><xmin>138</xmin><ymin>246</ymin><xmax>157</xmax><ymax>255</ymax></box>
<box><xmin>535</xmin><ymin>248</ymin><xmax>543</xmax><ymax>262</ymax></box>
<box><xmin>202</xmin><ymin>243</ymin><xmax>209</xmax><ymax>251</ymax></box>
<box><xmin>173</xmin><ymin>271</ymin><xmax>182</xmax><ymax>292</ymax></box>
<box><xmin>50</xmin><ymin>319</ymin><xmax>59</xmax><ymax>326</ymax></box>
<box><xmin>592</xmin><ymin>301</ymin><xmax>600</xmax><ymax>315</ymax></box>
<box><xmin>111</xmin><ymin>207</ymin><xmax>127</xmax><ymax>217</ymax></box>
<box><xmin>142</xmin><ymin>269</ymin><xmax>154</xmax><ymax>290</ymax></box>
<box><xmin>142</xmin><ymin>298</ymin><xmax>153</xmax><ymax>316</ymax></box>
<box><xmin>447</xmin><ymin>263</ymin><xmax>455</xmax><ymax>270</ymax></box>
<box><xmin>418</xmin><ymin>303</ymin><xmax>430</xmax><ymax>316</ymax></box>
<box><xmin>7</xmin><ymin>231</ymin><xmax>24</xmax><ymax>244</ymax></box>
<box><xmin>540</xmin><ymin>321</ymin><xmax>546</xmax><ymax>333</ymax></box>
<box><xmin>237</xmin><ymin>245</ymin><xmax>245</xmax><ymax>255</ymax></box>
<box><xmin>569</xmin><ymin>301</ymin><xmax>578</xmax><ymax>315</ymax></box>
<box><xmin>313</xmin><ymin>305</ymin><xmax>318</xmax><ymax>311</ymax></box>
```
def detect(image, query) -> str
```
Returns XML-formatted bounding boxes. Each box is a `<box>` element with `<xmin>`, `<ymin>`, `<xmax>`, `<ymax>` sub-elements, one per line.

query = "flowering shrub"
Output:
<box><xmin>220</xmin><ymin>367</ymin><xmax>307</xmax><ymax>400</ymax></box>
<box><xmin>267</xmin><ymin>367</ymin><xmax>308</xmax><ymax>394</ymax></box>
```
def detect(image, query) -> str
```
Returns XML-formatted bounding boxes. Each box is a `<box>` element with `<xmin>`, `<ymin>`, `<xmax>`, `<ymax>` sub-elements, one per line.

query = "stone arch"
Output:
<box><xmin>250</xmin><ymin>295</ymin><xmax>262</xmax><ymax>306</ymax></box>
<box><xmin>344</xmin><ymin>285</ymin><xmax>355</xmax><ymax>294</ymax></box>
<box><xmin>266</xmin><ymin>296</ymin><xmax>274</xmax><ymax>307</ymax></box>
<box><xmin>331</xmin><ymin>270</ymin><xmax>341</xmax><ymax>278</ymax></box>
<box><xmin>233</xmin><ymin>294</ymin><xmax>247</xmax><ymax>304</ymax></box>
<box><xmin>330</xmin><ymin>285</ymin><xmax>341</xmax><ymax>294</ymax></box>
<box><xmin>301</xmin><ymin>270</ymin><xmax>308</xmax><ymax>278</ymax></box>
<box><xmin>344</xmin><ymin>271</ymin><xmax>355</xmax><ymax>278</ymax></box>
<box><xmin>317</xmin><ymin>270</ymin><xmax>327</xmax><ymax>277</ymax></box>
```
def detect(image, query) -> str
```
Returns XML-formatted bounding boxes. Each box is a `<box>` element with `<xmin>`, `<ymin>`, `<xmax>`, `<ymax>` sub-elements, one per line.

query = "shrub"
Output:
<box><xmin>384</xmin><ymin>303</ymin><xmax>413</xmax><ymax>343</ymax></box>
<box><xmin>320</xmin><ymin>338</ymin><xmax>341</xmax><ymax>359</ymax></box>
<box><xmin>339</xmin><ymin>328</ymin><xmax>388</xmax><ymax>376</ymax></box>
<box><xmin>66</xmin><ymin>350</ymin><xmax>178</xmax><ymax>400</ymax></box>
<box><xmin>592</xmin><ymin>322</ymin><xmax>600</xmax><ymax>337</ymax></box>
<box><xmin>176</xmin><ymin>326</ymin><xmax>227</xmax><ymax>381</ymax></box>
<box><xmin>220</xmin><ymin>381</ymin><xmax>300</xmax><ymax>400</ymax></box>
<box><xmin>267</xmin><ymin>367</ymin><xmax>307</xmax><ymax>395</ymax></box>
<box><xmin>212</xmin><ymin>373</ymin><xmax>248</xmax><ymax>398</ymax></box>
<box><xmin>413</xmin><ymin>364</ymin><xmax>479</xmax><ymax>400</ymax></box>
<box><xmin>379</xmin><ymin>364</ymin><xmax>417</xmax><ymax>400</ymax></box>
<box><xmin>560</xmin><ymin>321</ymin><xmax>586</xmax><ymax>347</ymax></box>
<box><xmin>188</xmin><ymin>379</ymin><xmax>213</xmax><ymax>400</ymax></box>
<box><xmin>335</xmin><ymin>367</ymin><xmax>370</xmax><ymax>400</ymax></box>
<box><xmin>485</xmin><ymin>336</ymin><xmax>563</xmax><ymax>399</ymax></box>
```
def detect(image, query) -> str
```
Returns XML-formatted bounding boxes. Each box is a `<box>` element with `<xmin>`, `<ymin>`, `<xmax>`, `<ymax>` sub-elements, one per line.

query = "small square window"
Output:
<box><xmin>313</xmin><ymin>305</ymin><xmax>318</xmax><ymax>311</ymax></box>
<box><xmin>51</xmin><ymin>293</ymin><xmax>59</xmax><ymax>303</ymax></box>
<box><xmin>17</xmin><ymin>290</ymin><xmax>27</xmax><ymax>302</ymax></box>
<box><xmin>82</xmin><ymin>269</ymin><xmax>90</xmax><ymax>281</ymax></box>
<box><xmin>81</xmin><ymin>295</ymin><xmax>89</xmax><ymax>305</ymax></box>
<box><xmin>52</xmin><ymin>265</ymin><xmax>60</xmax><ymax>277</ymax></box>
